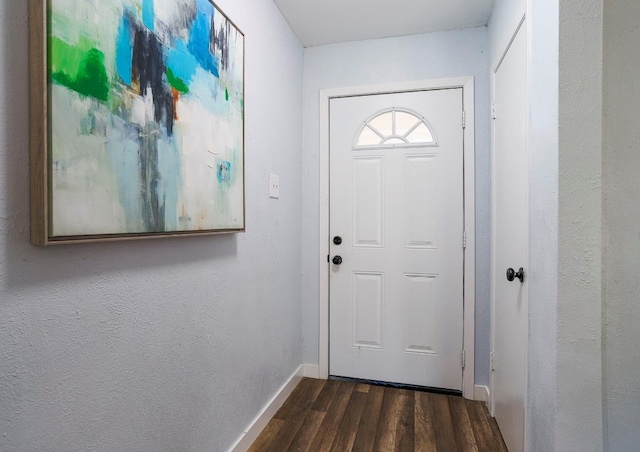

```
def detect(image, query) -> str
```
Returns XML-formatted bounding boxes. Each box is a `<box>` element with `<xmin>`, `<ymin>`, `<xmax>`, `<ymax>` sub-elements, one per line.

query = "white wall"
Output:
<box><xmin>301</xmin><ymin>27</ymin><xmax>492</xmax><ymax>386</ymax></box>
<box><xmin>603</xmin><ymin>1</ymin><xmax>640</xmax><ymax>450</ymax></box>
<box><xmin>0</xmin><ymin>1</ymin><xmax>304</xmax><ymax>451</ymax></box>
<box><xmin>526</xmin><ymin>1</ymin><xmax>560</xmax><ymax>450</ymax></box>
<box><xmin>557</xmin><ymin>0</ymin><xmax>604</xmax><ymax>450</ymax></box>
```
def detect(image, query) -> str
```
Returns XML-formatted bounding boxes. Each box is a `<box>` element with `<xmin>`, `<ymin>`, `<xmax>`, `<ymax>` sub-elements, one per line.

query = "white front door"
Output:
<box><xmin>491</xmin><ymin>18</ymin><xmax>529</xmax><ymax>452</ymax></box>
<box><xmin>329</xmin><ymin>89</ymin><xmax>465</xmax><ymax>390</ymax></box>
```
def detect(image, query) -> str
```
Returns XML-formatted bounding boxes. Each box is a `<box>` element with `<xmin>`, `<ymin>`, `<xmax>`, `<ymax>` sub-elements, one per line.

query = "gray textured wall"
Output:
<box><xmin>526</xmin><ymin>1</ymin><xmax>561</xmax><ymax>450</ymax></box>
<box><xmin>557</xmin><ymin>0</ymin><xmax>604</xmax><ymax>449</ymax></box>
<box><xmin>603</xmin><ymin>1</ymin><xmax>640</xmax><ymax>450</ymax></box>
<box><xmin>0</xmin><ymin>1</ymin><xmax>304</xmax><ymax>451</ymax></box>
<box><xmin>300</xmin><ymin>27</ymin><xmax>492</xmax><ymax>386</ymax></box>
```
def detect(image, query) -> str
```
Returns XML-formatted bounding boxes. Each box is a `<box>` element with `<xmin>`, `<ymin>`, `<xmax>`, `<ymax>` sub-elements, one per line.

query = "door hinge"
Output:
<box><xmin>462</xmin><ymin>350</ymin><xmax>466</xmax><ymax>369</ymax></box>
<box><xmin>490</xmin><ymin>351</ymin><xmax>496</xmax><ymax>371</ymax></box>
<box><xmin>491</xmin><ymin>102</ymin><xmax>497</xmax><ymax>120</ymax></box>
<box><xmin>462</xmin><ymin>111</ymin><xmax>466</xmax><ymax>128</ymax></box>
<box><xmin>462</xmin><ymin>230</ymin><xmax>467</xmax><ymax>249</ymax></box>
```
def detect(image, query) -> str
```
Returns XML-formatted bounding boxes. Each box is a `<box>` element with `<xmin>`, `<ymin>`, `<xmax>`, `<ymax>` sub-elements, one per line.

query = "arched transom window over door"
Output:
<box><xmin>354</xmin><ymin>108</ymin><xmax>438</xmax><ymax>149</ymax></box>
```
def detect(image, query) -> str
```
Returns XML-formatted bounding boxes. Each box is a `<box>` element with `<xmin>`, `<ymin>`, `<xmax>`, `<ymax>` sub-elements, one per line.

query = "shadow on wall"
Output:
<box><xmin>0</xmin><ymin>0</ymin><xmax>237</xmax><ymax>294</ymax></box>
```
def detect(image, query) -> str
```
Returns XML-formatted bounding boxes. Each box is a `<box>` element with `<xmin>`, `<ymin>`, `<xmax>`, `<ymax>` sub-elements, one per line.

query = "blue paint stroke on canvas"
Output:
<box><xmin>48</xmin><ymin>0</ymin><xmax>244</xmax><ymax>236</ymax></box>
<box><xmin>116</xmin><ymin>14</ymin><xmax>134</xmax><ymax>85</ymax></box>
<box><xmin>166</xmin><ymin>40</ymin><xmax>198</xmax><ymax>86</ymax></box>
<box><xmin>188</xmin><ymin>0</ymin><xmax>219</xmax><ymax>78</ymax></box>
<box><xmin>142</xmin><ymin>0</ymin><xmax>155</xmax><ymax>31</ymax></box>
<box><xmin>217</xmin><ymin>160</ymin><xmax>231</xmax><ymax>184</ymax></box>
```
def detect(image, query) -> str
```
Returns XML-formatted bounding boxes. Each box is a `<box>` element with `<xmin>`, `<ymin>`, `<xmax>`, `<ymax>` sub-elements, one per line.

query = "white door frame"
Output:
<box><xmin>489</xmin><ymin>11</ymin><xmax>529</xmax><ymax>439</ymax></box>
<box><xmin>318</xmin><ymin>77</ymin><xmax>476</xmax><ymax>399</ymax></box>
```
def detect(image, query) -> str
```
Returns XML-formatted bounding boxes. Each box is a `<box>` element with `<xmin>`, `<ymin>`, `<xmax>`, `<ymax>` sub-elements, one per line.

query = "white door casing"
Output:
<box><xmin>318</xmin><ymin>77</ymin><xmax>476</xmax><ymax>398</ymax></box>
<box><xmin>491</xmin><ymin>17</ymin><xmax>529</xmax><ymax>452</ymax></box>
<box><xmin>329</xmin><ymin>89</ymin><xmax>464</xmax><ymax>389</ymax></box>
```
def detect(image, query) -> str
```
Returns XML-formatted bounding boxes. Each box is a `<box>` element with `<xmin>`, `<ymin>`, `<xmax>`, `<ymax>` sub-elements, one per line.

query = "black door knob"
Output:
<box><xmin>333</xmin><ymin>236</ymin><xmax>343</xmax><ymax>245</ymax></box>
<box><xmin>506</xmin><ymin>267</ymin><xmax>525</xmax><ymax>283</ymax></box>
<box><xmin>332</xmin><ymin>256</ymin><xmax>343</xmax><ymax>265</ymax></box>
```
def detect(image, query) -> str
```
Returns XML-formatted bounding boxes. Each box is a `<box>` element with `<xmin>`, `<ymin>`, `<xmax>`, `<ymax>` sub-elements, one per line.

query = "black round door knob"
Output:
<box><xmin>506</xmin><ymin>267</ymin><xmax>525</xmax><ymax>283</ymax></box>
<box><xmin>333</xmin><ymin>236</ymin><xmax>343</xmax><ymax>245</ymax></box>
<box><xmin>332</xmin><ymin>256</ymin><xmax>343</xmax><ymax>265</ymax></box>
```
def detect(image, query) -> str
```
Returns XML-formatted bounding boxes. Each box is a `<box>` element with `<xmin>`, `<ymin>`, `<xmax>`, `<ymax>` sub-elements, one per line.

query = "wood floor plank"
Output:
<box><xmin>394</xmin><ymin>389</ymin><xmax>415</xmax><ymax>451</ymax></box>
<box><xmin>373</xmin><ymin>387</ymin><xmax>408</xmax><ymax>451</ymax></box>
<box><xmin>308</xmin><ymin>381</ymin><xmax>355</xmax><ymax>451</ymax></box>
<box><xmin>269</xmin><ymin>414</ymin><xmax>307</xmax><ymax>450</ymax></box>
<box><xmin>247</xmin><ymin>418</ymin><xmax>285</xmax><ymax>452</ymax></box>
<box><xmin>449</xmin><ymin>396</ymin><xmax>479</xmax><ymax>452</ymax></box>
<box><xmin>250</xmin><ymin>380</ymin><xmax>510</xmax><ymax>452</ymax></box>
<box><xmin>330</xmin><ymin>390</ymin><xmax>368</xmax><ymax>451</ymax></box>
<box><xmin>482</xmin><ymin>404</ymin><xmax>509</xmax><ymax>452</ymax></box>
<box><xmin>351</xmin><ymin>384</ymin><xmax>385</xmax><ymax>452</ymax></box>
<box><xmin>269</xmin><ymin>379</ymin><xmax>325</xmax><ymax>450</ymax></box>
<box><xmin>274</xmin><ymin>378</ymin><xmax>318</xmax><ymax>420</ymax></box>
<box><xmin>286</xmin><ymin>409</ymin><xmax>326</xmax><ymax>452</ymax></box>
<box><xmin>414</xmin><ymin>391</ymin><xmax>437</xmax><ymax>452</ymax></box>
<box><xmin>311</xmin><ymin>379</ymin><xmax>340</xmax><ymax>412</ymax></box>
<box><xmin>430</xmin><ymin>393</ymin><xmax>458</xmax><ymax>452</ymax></box>
<box><xmin>465</xmin><ymin>399</ymin><xmax>501</xmax><ymax>452</ymax></box>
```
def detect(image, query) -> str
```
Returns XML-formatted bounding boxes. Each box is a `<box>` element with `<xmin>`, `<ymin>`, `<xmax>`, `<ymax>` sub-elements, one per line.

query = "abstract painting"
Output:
<box><xmin>30</xmin><ymin>0</ymin><xmax>244</xmax><ymax>244</ymax></box>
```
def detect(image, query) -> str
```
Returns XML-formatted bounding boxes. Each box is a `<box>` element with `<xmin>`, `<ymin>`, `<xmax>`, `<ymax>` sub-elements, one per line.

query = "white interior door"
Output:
<box><xmin>492</xmin><ymin>19</ymin><xmax>529</xmax><ymax>452</ymax></box>
<box><xmin>329</xmin><ymin>89</ymin><xmax>465</xmax><ymax>390</ymax></box>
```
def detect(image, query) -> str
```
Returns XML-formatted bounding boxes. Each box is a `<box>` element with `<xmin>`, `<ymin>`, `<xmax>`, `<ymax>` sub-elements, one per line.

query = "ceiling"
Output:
<box><xmin>272</xmin><ymin>0</ymin><xmax>496</xmax><ymax>47</ymax></box>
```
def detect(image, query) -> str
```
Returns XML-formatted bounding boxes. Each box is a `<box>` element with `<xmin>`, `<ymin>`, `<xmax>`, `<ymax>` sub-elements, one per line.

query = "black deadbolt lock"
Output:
<box><xmin>333</xmin><ymin>236</ymin><xmax>343</xmax><ymax>245</ymax></box>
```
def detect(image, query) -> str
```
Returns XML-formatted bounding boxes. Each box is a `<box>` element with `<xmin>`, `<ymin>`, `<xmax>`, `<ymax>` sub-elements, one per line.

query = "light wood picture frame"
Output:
<box><xmin>29</xmin><ymin>0</ymin><xmax>245</xmax><ymax>245</ymax></box>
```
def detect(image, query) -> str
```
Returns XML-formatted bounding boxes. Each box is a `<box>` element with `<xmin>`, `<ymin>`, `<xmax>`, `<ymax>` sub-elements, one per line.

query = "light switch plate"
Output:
<box><xmin>269</xmin><ymin>174</ymin><xmax>280</xmax><ymax>198</ymax></box>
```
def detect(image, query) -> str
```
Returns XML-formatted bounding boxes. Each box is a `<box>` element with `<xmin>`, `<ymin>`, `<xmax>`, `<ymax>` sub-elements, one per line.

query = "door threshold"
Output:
<box><xmin>329</xmin><ymin>375</ymin><xmax>463</xmax><ymax>397</ymax></box>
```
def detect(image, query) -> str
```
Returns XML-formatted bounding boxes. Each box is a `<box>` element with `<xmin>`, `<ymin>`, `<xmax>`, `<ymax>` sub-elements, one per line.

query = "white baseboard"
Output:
<box><xmin>302</xmin><ymin>364</ymin><xmax>319</xmax><ymax>379</ymax></box>
<box><xmin>229</xmin><ymin>365</ymin><xmax>305</xmax><ymax>452</ymax></box>
<box><xmin>474</xmin><ymin>384</ymin><xmax>490</xmax><ymax>408</ymax></box>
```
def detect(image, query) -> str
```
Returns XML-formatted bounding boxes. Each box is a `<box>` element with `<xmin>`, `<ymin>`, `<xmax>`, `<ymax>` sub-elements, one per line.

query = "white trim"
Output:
<box><xmin>302</xmin><ymin>364</ymin><xmax>320</xmax><ymax>379</ymax></box>
<box><xmin>228</xmin><ymin>365</ymin><xmax>304</xmax><ymax>452</ymax></box>
<box><xmin>318</xmin><ymin>77</ymin><xmax>476</xmax><ymax>398</ymax></box>
<box><xmin>474</xmin><ymin>384</ymin><xmax>491</xmax><ymax>408</ymax></box>
<box><xmin>489</xmin><ymin>13</ymin><xmax>530</xmax><ymax>449</ymax></box>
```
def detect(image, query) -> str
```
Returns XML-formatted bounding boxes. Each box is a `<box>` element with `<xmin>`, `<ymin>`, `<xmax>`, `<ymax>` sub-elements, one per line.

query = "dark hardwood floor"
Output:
<box><xmin>248</xmin><ymin>378</ymin><xmax>508</xmax><ymax>452</ymax></box>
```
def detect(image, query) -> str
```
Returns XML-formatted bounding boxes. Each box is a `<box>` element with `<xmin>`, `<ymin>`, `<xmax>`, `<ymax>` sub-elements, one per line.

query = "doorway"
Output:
<box><xmin>490</xmin><ymin>16</ymin><xmax>529</xmax><ymax>452</ymax></box>
<box><xmin>318</xmin><ymin>78</ymin><xmax>477</xmax><ymax>398</ymax></box>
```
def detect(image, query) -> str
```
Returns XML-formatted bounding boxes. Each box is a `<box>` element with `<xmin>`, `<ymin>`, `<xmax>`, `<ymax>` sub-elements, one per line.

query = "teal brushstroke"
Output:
<box><xmin>143</xmin><ymin>0</ymin><xmax>155</xmax><ymax>31</ymax></box>
<box><xmin>166</xmin><ymin>40</ymin><xmax>197</xmax><ymax>86</ymax></box>
<box><xmin>116</xmin><ymin>14</ymin><xmax>133</xmax><ymax>85</ymax></box>
<box><xmin>217</xmin><ymin>160</ymin><xmax>231</xmax><ymax>184</ymax></box>
<box><xmin>188</xmin><ymin>0</ymin><xmax>219</xmax><ymax>78</ymax></box>
<box><xmin>189</xmin><ymin>68</ymin><xmax>229</xmax><ymax>116</ymax></box>
<box><xmin>156</xmin><ymin>134</ymin><xmax>182</xmax><ymax>231</ymax></box>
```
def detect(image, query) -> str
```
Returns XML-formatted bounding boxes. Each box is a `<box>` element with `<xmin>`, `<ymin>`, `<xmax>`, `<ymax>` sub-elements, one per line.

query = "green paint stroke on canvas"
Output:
<box><xmin>166</xmin><ymin>68</ymin><xmax>189</xmax><ymax>94</ymax></box>
<box><xmin>50</xmin><ymin>37</ymin><xmax>110</xmax><ymax>102</ymax></box>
